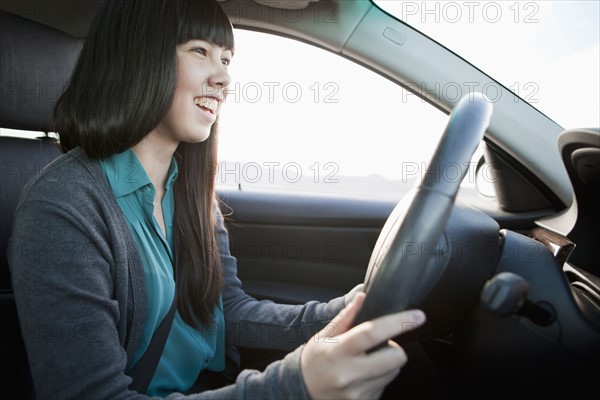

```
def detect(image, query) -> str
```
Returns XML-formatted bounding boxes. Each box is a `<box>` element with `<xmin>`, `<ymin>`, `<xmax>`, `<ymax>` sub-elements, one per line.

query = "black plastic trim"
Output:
<box><xmin>483</xmin><ymin>139</ymin><xmax>565</xmax><ymax>211</ymax></box>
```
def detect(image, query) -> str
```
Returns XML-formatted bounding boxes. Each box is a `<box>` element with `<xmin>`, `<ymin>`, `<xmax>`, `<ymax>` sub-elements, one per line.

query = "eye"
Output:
<box><xmin>192</xmin><ymin>47</ymin><xmax>207</xmax><ymax>56</ymax></box>
<box><xmin>221</xmin><ymin>58</ymin><xmax>231</xmax><ymax>66</ymax></box>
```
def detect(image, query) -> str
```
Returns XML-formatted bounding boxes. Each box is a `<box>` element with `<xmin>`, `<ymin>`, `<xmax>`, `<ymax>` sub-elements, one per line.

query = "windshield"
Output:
<box><xmin>373</xmin><ymin>0</ymin><xmax>600</xmax><ymax>130</ymax></box>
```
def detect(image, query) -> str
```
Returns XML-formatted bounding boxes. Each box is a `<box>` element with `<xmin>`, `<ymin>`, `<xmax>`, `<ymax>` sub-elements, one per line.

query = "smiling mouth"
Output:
<box><xmin>194</xmin><ymin>97</ymin><xmax>218</xmax><ymax>114</ymax></box>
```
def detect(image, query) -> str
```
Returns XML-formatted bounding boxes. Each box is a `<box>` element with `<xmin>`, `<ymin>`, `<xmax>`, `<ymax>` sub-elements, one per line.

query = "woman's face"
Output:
<box><xmin>154</xmin><ymin>39</ymin><xmax>232</xmax><ymax>146</ymax></box>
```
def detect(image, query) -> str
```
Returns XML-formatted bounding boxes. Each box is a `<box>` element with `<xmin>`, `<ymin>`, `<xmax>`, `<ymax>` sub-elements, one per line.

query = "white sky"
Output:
<box><xmin>218</xmin><ymin>29</ymin><xmax>448</xmax><ymax>182</ymax></box>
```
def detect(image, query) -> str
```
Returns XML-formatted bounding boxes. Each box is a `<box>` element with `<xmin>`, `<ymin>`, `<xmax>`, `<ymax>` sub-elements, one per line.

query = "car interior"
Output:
<box><xmin>1</xmin><ymin>0</ymin><xmax>599</xmax><ymax>398</ymax></box>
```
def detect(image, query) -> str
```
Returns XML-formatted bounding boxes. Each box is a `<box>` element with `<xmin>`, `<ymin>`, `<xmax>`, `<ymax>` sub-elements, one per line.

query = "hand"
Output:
<box><xmin>301</xmin><ymin>293</ymin><xmax>426</xmax><ymax>400</ymax></box>
<box><xmin>343</xmin><ymin>283</ymin><xmax>365</xmax><ymax>307</ymax></box>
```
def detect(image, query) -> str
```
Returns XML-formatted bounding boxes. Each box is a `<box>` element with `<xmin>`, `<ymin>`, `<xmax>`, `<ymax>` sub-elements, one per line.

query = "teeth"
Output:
<box><xmin>194</xmin><ymin>97</ymin><xmax>218</xmax><ymax>112</ymax></box>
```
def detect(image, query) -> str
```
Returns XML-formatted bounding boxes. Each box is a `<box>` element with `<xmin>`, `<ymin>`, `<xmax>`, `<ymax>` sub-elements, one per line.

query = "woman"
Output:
<box><xmin>8</xmin><ymin>0</ymin><xmax>425</xmax><ymax>398</ymax></box>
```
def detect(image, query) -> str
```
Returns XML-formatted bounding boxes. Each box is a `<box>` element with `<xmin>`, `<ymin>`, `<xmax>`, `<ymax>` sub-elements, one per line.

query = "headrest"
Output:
<box><xmin>0</xmin><ymin>11</ymin><xmax>82</xmax><ymax>132</ymax></box>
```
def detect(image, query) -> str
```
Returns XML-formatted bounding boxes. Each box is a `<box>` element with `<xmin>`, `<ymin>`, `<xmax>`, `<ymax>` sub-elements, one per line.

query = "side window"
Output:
<box><xmin>217</xmin><ymin>29</ymin><xmax>449</xmax><ymax>200</ymax></box>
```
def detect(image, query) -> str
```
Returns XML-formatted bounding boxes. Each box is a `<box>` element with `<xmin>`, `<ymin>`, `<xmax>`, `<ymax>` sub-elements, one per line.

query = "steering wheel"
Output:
<box><xmin>352</xmin><ymin>92</ymin><xmax>493</xmax><ymax>329</ymax></box>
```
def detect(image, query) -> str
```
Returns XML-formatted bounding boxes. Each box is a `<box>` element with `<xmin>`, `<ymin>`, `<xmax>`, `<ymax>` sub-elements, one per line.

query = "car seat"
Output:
<box><xmin>0</xmin><ymin>10</ymin><xmax>81</xmax><ymax>398</ymax></box>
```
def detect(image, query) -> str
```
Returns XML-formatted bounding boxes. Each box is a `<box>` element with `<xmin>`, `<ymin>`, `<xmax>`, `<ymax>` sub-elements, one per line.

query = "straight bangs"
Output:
<box><xmin>177</xmin><ymin>0</ymin><xmax>235</xmax><ymax>52</ymax></box>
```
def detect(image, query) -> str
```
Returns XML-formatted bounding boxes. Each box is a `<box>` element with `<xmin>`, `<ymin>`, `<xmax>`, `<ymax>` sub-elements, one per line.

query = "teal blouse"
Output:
<box><xmin>98</xmin><ymin>149</ymin><xmax>225</xmax><ymax>397</ymax></box>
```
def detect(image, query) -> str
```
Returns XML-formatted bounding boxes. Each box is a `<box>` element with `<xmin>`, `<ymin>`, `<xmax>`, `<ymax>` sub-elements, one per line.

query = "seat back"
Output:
<box><xmin>0</xmin><ymin>138</ymin><xmax>62</xmax><ymax>398</ymax></box>
<box><xmin>0</xmin><ymin>10</ymin><xmax>81</xmax><ymax>398</ymax></box>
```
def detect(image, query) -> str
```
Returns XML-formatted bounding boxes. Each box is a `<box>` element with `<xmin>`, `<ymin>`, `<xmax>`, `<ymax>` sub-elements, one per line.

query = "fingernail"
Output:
<box><xmin>411</xmin><ymin>310</ymin><xmax>426</xmax><ymax>324</ymax></box>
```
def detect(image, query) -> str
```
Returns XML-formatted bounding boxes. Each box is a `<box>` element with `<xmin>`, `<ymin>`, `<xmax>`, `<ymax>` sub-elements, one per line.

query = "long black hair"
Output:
<box><xmin>54</xmin><ymin>0</ymin><xmax>234</xmax><ymax>327</ymax></box>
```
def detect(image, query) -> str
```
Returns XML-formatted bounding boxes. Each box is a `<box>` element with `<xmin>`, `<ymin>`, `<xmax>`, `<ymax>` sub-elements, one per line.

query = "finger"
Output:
<box><xmin>350</xmin><ymin>283</ymin><xmax>365</xmax><ymax>295</ymax></box>
<box><xmin>339</xmin><ymin>309</ymin><xmax>425</xmax><ymax>354</ymax></box>
<box><xmin>352</xmin><ymin>341</ymin><xmax>407</xmax><ymax>380</ymax></box>
<box><xmin>344</xmin><ymin>283</ymin><xmax>365</xmax><ymax>306</ymax></box>
<box><xmin>322</xmin><ymin>292</ymin><xmax>366</xmax><ymax>338</ymax></box>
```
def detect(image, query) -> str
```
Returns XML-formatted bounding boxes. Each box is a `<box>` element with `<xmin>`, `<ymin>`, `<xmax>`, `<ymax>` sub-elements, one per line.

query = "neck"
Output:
<box><xmin>132</xmin><ymin>131</ymin><xmax>178</xmax><ymax>193</ymax></box>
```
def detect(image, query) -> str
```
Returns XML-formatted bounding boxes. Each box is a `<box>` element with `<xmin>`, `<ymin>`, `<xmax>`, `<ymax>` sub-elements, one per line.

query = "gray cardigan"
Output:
<box><xmin>8</xmin><ymin>147</ymin><xmax>345</xmax><ymax>399</ymax></box>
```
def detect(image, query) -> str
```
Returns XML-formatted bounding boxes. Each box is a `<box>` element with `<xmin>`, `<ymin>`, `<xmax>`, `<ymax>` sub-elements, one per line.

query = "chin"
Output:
<box><xmin>183</xmin><ymin>129</ymin><xmax>212</xmax><ymax>144</ymax></box>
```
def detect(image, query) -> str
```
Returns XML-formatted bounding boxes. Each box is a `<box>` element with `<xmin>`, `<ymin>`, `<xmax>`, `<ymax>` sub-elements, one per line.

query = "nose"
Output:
<box><xmin>207</xmin><ymin>58</ymin><xmax>231</xmax><ymax>90</ymax></box>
